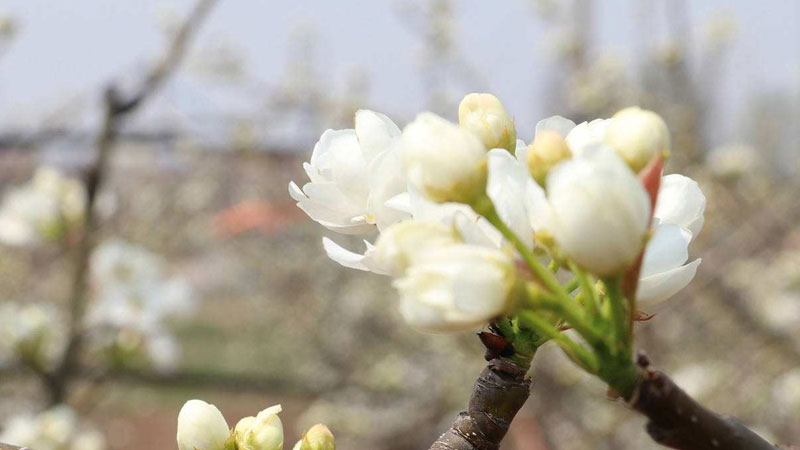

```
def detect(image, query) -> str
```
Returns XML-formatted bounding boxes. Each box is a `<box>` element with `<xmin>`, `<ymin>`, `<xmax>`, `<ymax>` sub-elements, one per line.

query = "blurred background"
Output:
<box><xmin>0</xmin><ymin>0</ymin><xmax>799</xmax><ymax>449</ymax></box>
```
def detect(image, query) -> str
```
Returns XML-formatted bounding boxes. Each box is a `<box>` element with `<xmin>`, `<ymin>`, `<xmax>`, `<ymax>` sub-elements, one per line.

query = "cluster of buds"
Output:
<box><xmin>176</xmin><ymin>400</ymin><xmax>334</xmax><ymax>450</ymax></box>
<box><xmin>291</xmin><ymin>93</ymin><xmax>705</xmax><ymax>337</ymax></box>
<box><xmin>0</xmin><ymin>302</ymin><xmax>66</xmax><ymax>371</ymax></box>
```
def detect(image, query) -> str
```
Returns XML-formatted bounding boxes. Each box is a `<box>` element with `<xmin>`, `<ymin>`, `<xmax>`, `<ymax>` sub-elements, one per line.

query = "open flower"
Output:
<box><xmin>177</xmin><ymin>400</ymin><xmax>232</xmax><ymax>450</ymax></box>
<box><xmin>637</xmin><ymin>174</ymin><xmax>706</xmax><ymax>305</ymax></box>
<box><xmin>402</xmin><ymin>112</ymin><xmax>488</xmax><ymax>204</ymax></box>
<box><xmin>394</xmin><ymin>243</ymin><xmax>516</xmax><ymax>333</ymax></box>
<box><xmin>371</xmin><ymin>220</ymin><xmax>461</xmax><ymax>276</ymax></box>
<box><xmin>289</xmin><ymin>110</ymin><xmax>405</xmax><ymax>234</ymax></box>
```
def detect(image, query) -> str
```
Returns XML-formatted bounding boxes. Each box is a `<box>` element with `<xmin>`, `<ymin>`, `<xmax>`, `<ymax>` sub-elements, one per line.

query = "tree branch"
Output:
<box><xmin>43</xmin><ymin>0</ymin><xmax>219</xmax><ymax>405</ymax></box>
<box><xmin>624</xmin><ymin>353</ymin><xmax>781</xmax><ymax>450</ymax></box>
<box><xmin>429</xmin><ymin>355</ymin><xmax>532</xmax><ymax>450</ymax></box>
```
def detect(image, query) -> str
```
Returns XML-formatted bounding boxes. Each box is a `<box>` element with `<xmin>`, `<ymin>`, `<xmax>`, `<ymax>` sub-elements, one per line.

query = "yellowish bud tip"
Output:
<box><xmin>604</xmin><ymin>106</ymin><xmax>670</xmax><ymax>173</ymax></box>
<box><xmin>458</xmin><ymin>93</ymin><xmax>517</xmax><ymax>153</ymax></box>
<box><xmin>527</xmin><ymin>130</ymin><xmax>571</xmax><ymax>185</ymax></box>
<box><xmin>299</xmin><ymin>424</ymin><xmax>335</xmax><ymax>450</ymax></box>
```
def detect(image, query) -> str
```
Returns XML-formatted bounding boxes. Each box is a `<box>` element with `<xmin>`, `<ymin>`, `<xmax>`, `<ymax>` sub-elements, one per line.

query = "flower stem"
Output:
<box><xmin>604</xmin><ymin>276</ymin><xmax>630</xmax><ymax>357</ymax></box>
<box><xmin>517</xmin><ymin>310</ymin><xmax>598</xmax><ymax>373</ymax></box>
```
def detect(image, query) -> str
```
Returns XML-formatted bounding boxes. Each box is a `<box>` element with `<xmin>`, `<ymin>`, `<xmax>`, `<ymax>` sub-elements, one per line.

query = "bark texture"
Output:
<box><xmin>628</xmin><ymin>356</ymin><xmax>779</xmax><ymax>450</ymax></box>
<box><xmin>429</xmin><ymin>357</ymin><xmax>531</xmax><ymax>450</ymax></box>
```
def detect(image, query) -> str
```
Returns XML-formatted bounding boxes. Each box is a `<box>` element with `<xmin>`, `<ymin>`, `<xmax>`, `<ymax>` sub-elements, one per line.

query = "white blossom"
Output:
<box><xmin>402</xmin><ymin>112</ymin><xmax>488</xmax><ymax>204</ymax></box>
<box><xmin>0</xmin><ymin>167</ymin><xmax>85</xmax><ymax>246</ymax></box>
<box><xmin>0</xmin><ymin>302</ymin><xmax>66</xmax><ymax>370</ymax></box>
<box><xmin>394</xmin><ymin>243</ymin><xmax>516</xmax><ymax>333</ymax></box>
<box><xmin>233</xmin><ymin>405</ymin><xmax>284</xmax><ymax>450</ymax></box>
<box><xmin>289</xmin><ymin>110</ymin><xmax>406</xmax><ymax>234</ymax></box>
<box><xmin>458</xmin><ymin>93</ymin><xmax>516</xmax><ymax>152</ymax></box>
<box><xmin>177</xmin><ymin>400</ymin><xmax>231</xmax><ymax>450</ymax></box>
<box><xmin>0</xmin><ymin>405</ymin><xmax>106</xmax><ymax>450</ymax></box>
<box><xmin>545</xmin><ymin>151</ymin><xmax>651</xmax><ymax>276</ymax></box>
<box><xmin>603</xmin><ymin>107</ymin><xmax>670</xmax><ymax>172</ymax></box>
<box><xmin>371</xmin><ymin>220</ymin><xmax>461</xmax><ymax>276</ymax></box>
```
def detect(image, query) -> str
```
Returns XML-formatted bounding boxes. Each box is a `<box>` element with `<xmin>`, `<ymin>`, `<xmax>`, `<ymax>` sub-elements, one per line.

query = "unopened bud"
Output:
<box><xmin>604</xmin><ymin>107</ymin><xmax>670</xmax><ymax>172</ymax></box>
<box><xmin>458</xmin><ymin>93</ymin><xmax>517</xmax><ymax>153</ymax></box>
<box><xmin>176</xmin><ymin>400</ymin><xmax>232</xmax><ymax>450</ymax></box>
<box><xmin>526</xmin><ymin>131</ymin><xmax>571</xmax><ymax>185</ymax></box>
<box><xmin>233</xmin><ymin>405</ymin><xmax>283</xmax><ymax>450</ymax></box>
<box><xmin>297</xmin><ymin>424</ymin><xmax>335</xmax><ymax>450</ymax></box>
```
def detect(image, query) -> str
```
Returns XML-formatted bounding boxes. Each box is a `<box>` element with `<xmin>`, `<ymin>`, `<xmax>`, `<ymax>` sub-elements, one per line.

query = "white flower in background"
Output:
<box><xmin>402</xmin><ymin>112</ymin><xmax>488</xmax><ymax>204</ymax></box>
<box><xmin>603</xmin><ymin>107</ymin><xmax>670</xmax><ymax>172</ymax></box>
<box><xmin>457</xmin><ymin>93</ymin><xmax>516</xmax><ymax>152</ymax></box>
<box><xmin>289</xmin><ymin>109</ymin><xmax>406</xmax><ymax>234</ymax></box>
<box><xmin>0</xmin><ymin>405</ymin><xmax>106</xmax><ymax>450</ymax></box>
<box><xmin>0</xmin><ymin>167</ymin><xmax>85</xmax><ymax>246</ymax></box>
<box><xmin>177</xmin><ymin>400</ymin><xmax>232</xmax><ymax>450</ymax></box>
<box><xmin>394</xmin><ymin>243</ymin><xmax>516</xmax><ymax>333</ymax></box>
<box><xmin>706</xmin><ymin>143</ymin><xmax>760</xmax><ymax>179</ymax></box>
<box><xmin>371</xmin><ymin>220</ymin><xmax>461</xmax><ymax>276</ymax></box>
<box><xmin>293</xmin><ymin>424</ymin><xmax>335</xmax><ymax>450</ymax></box>
<box><xmin>0</xmin><ymin>302</ymin><xmax>66</xmax><ymax>370</ymax></box>
<box><xmin>545</xmin><ymin>151</ymin><xmax>651</xmax><ymax>276</ymax></box>
<box><xmin>233</xmin><ymin>405</ymin><xmax>284</xmax><ymax>450</ymax></box>
<box><xmin>637</xmin><ymin>174</ymin><xmax>706</xmax><ymax>305</ymax></box>
<box><xmin>86</xmin><ymin>239</ymin><xmax>194</xmax><ymax>371</ymax></box>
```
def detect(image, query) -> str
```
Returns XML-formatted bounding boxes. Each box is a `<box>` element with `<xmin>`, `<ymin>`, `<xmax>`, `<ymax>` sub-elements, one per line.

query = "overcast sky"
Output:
<box><xmin>1</xmin><ymin>0</ymin><xmax>798</xmax><ymax>143</ymax></box>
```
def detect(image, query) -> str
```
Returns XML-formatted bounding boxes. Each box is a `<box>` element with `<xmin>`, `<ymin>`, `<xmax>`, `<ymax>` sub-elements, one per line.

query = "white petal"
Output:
<box><xmin>637</xmin><ymin>259</ymin><xmax>701</xmax><ymax>306</ymax></box>
<box><xmin>654</xmin><ymin>174</ymin><xmax>706</xmax><ymax>236</ymax></box>
<box><xmin>535</xmin><ymin>115</ymin><xmax>576</xmax><ymax>138</ymax></box>
<box><xmin>355</xmin><ymin>109</ymin><xmax>401</xmax><ymax>161</ymax></box>
<box><xmin>288</xmin><ymin>181</ymin><xmax>306</xmax><ymax>202</ymax></box>
<box><xmin>640</xmin><ymin>223</ymin><xmax>692</xmax><ymax>278</ymax></box>
<box><xmin>322</xmin><ymin>237</ymin><xmax>370</xmax><ymax>271</ymax></box>
<box><xmin>524</xmin><ymin>179</ymin><xmax>551</xmax><ymax>233</ymax></box>
<box><xmin>487</xmin><ymin>149</ymin><xmax>533</xmax><ymax>248</ymax></box>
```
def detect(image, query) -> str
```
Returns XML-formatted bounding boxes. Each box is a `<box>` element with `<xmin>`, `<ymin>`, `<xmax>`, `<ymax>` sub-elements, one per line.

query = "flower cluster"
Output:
<box><xmin>0</xmin><ymin>167</ymin><xmax>85</xmax><ymax>246</ymax></box>
<box><xmin>290</xmin><ymin>94</ymin><xmax>705</xmax><ymax>333</ymax></box>
<box><xmin>0</xmin><ymin>302</ymin><xmax>66</xmax><ymax>371</ymax></box>
<box><xmin>176</xmin><ymin>400</ymin><xmax>335</xmax><ymax>450</ymax></box>
<box><xmin>0</xmin><ymin>405</ymin><xmax>106</xmax><ymax>450</ymax></box>
<box><xmin>85</xmin><ymin>239</ymin><xmax>194</xmax><ymax>372</ymax></box>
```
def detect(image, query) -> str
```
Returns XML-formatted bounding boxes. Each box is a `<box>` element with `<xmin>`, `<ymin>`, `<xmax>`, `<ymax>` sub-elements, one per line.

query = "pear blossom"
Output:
<box><xmin>394</xmin><ymin>243</ymin><xmax>516</xmax><ymax>333</ymax></box>
<box><xmin>0</xmin><ymin>167</ymin><xmax>85</xmax><ymax>246</ymax></box>
<box><xmin>604</xmin><ymin>107</ymin><xmax>670</xmax><ymax>172</ymax></box>
<box><xmin>545</xmin><ymin>151</ymin><xmax>651</xmax><ymax>276</ymax></box>
<box><xmin>402</xmin><ymin>112</ymin><xmax>488</xmax><ymax>204</ymax></box>
<box><xmin>0</xmin><ymin>302</ymin><xmax>66</xmax><ymax>370</ymax></box>
<box><xmin>233</xmin><ymin>405</ymin><xmax>284</xmax><ymax>450</ymax></box>
<box><xmin>294</xmin><ymin>424</ymin><xmax>335</xmax><ymax>450</ymax></box>
<box><xmin>177</xmin><ymin>400</ymin><xmax>232</xmax><ymax>450</ymax></box>
<box><xmin>371</xmin><ymin>220</ymin><xmax>461</xmax><ymax>276</ymax></box>
<box><xmin>0</xmin><ymin>405</ymin><xmax>106</xmax><ymax>450</ymax></box>
<box><xmin>458</xmin><ymin>93</ymin><xmax>516</xmax><ymax>152</ymax></box>
<box><xmin>637</xmin><ymin>174</ymin><xmax>705</xmax><ymax>305</ymax></box>
<box><xmin>289</xmin><ymin>109</ymin><xmax>406</xmax><ymax>234</ymax></box>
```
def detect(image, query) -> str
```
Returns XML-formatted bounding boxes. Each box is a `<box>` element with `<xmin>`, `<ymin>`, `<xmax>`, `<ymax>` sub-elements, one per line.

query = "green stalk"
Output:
<box><xmin>524</xmin><ymin>284</ymin><xmax>604</xmax><ymax>348</ymax></box>
<box><xmin>603</xmin><ymin>276</ymin><xmax>630</xmax><ymax>357</ymax></box>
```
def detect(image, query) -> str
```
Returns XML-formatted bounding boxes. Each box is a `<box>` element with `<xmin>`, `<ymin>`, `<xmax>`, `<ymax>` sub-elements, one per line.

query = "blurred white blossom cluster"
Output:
<box><xmin>291</xmin><ymin>93</ymin><xmax>706</xmax><ymax>334</ymax></box>
<box><xmin>0</xmin><ymin>405</ymin><xmax>106</xmax><ymax>450</ymax></box>
<box><xmin>86</xmin><ymin>239</ymin><xmax>194</xmax><ymax>372</ymax></box>
<box><xmin>0</xmin><ymin>302</ymin><xmax>66</xmax><ymax>371</ymax></box>
<box><xmin>0</xmin><ymin>167</ymin><xmax>85</xmax><ymax>246</ymax></box>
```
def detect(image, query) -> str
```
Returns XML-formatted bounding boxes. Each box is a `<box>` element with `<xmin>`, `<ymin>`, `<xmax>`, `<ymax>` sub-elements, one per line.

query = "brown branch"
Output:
<box><xmin>43</xmin><ymin>0</ymin><xmax>219</xmax><ymax>405</ymax></box>
<box><xmin>623</xmin><ymin>353</ymin><xmax>780</xmax><ymax>450</ymax></box>
<box><xmin>429</xmin><ymin>355</ymin><xmax>532</xmax><ymax>450</ymax></box>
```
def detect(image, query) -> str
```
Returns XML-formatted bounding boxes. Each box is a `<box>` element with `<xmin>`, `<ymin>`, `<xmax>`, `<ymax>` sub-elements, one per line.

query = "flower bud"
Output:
<box><xmin>458</xmin><ymin>93</ymin><xmax>517</xmax><ymax>153</ymax></box>
<box><xmin>546</xmin><ymin>153</ymin><xmax>651</xmax><ymax>276</ymax></box>
<box><xmin>296</xmin><ymin>424</ymin><xmax>335</xmax><ymax>450</ymax></box>
<box><xmin>402</xmin><ymin>113</ymin><xmax>488</xmax><ymax>204</ymax></box>
<box><xmin>371</xmin><ymin>220</ymin><xmax>461</xmax><ymax>276</ymax></box>
<box><xmin>603</xmin><ymin>107</ymin><xmax>670</xmax><ymax>172</ymax></box>
<box><xmin>526</xmin><ymin>130</ymin><xmax>571</xmax><ymax>185</ymax></box>
<box><xmin>177</xmin><ymin>400</ymin><xmax>231</xmax><ymax>450</ymax></box>
<box><xmin>233</xmin><ymin>405</ymin><xmax>283</xmax><ymax>450</ymax></box>
<box><xmin>394</xmin><ymin>244</ymin><xmax>516</xmax><ymax>333</ymax></box>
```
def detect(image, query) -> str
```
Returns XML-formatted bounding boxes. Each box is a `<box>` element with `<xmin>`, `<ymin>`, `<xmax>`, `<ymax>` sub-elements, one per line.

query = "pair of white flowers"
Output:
<box><xmin>290</xmin><ymin>94</ymin><xmax>705</xmax><ymax>333</ymax></box>
<box><xmin>176</xmin><ymin>400</ymin><xmax>334</xmax><ymax>450</ymax></box>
